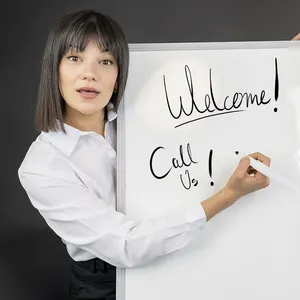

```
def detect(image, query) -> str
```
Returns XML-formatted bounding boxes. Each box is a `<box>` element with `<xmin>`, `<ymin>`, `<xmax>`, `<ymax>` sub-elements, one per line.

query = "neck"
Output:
<box><xmin>64</xmin><ymin>108</ymin><xmax>106</xmax><ymax>136</ymax></box>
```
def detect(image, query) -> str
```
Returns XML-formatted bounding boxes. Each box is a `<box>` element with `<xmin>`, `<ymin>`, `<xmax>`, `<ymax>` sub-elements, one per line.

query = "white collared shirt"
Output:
<box><xmin>18</xmin><ymin>104</ymin><xmax>207</xmax><ymax>268</ymax></box>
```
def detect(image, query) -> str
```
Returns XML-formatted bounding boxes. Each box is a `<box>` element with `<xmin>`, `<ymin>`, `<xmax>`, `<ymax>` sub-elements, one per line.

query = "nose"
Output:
<box><xmin>80</xmin><ymin>63</ymin><xmax>98</xmax><ymax>81</ymax></box>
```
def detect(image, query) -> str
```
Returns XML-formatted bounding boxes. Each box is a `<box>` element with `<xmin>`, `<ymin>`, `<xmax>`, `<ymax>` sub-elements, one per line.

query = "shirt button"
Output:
<box><xmin>197</xmin><ymin>229</ymin><xmax>201</xmax><ymax>235</ymax></box>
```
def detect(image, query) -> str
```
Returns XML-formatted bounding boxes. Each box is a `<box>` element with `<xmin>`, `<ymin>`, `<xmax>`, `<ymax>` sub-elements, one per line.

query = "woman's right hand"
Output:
<box><xmin>224</xmin><ymin>152</ymin><xmax>271</xmax><ymax>200</ymax></box>
<box><xmin>201</xmin><ymin>152</ymin><xmax>271</xmax><ymax>221</ymax></box>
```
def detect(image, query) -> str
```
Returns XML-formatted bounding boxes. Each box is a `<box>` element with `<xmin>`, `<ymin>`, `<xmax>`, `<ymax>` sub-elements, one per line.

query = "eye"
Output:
<box><xmin>101</xmin><ymin>59</ymin><xmax>114</xmax><ymax>66</ymax></box>
<box><xmin>67</xmin><ymin>55</ymin><xmax>80</xmax><ymax>62</ymax></box>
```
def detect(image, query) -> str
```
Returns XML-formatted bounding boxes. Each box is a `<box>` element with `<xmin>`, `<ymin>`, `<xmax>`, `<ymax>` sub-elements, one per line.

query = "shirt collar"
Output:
<box><xmin>42</xmin><ymin>102</ymin><xmax>117</xmax><ymax>157</ymax></box>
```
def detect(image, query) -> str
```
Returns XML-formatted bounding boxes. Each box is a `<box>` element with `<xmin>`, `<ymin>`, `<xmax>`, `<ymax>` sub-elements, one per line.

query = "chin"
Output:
<box><xmin>65</xmin><ymin>98</ymin><xmax>107</xmax><ymax>117</ymax></box>
<box><xmin>77</xmin><ymin>109</ymin><xmax>101</xmax><ymax>116</ymax></box>
<box><xmin>75</xmin><ymin>104</ymin><xmax>105</xmax><ymax>116</ymax></box>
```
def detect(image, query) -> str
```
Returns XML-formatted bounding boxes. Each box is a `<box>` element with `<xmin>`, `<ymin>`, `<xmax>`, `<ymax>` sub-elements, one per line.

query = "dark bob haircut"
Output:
<box><xmin>35</xmin><ymin>10</ymin><xmax>129</xmax><ymax>133</ymax></box>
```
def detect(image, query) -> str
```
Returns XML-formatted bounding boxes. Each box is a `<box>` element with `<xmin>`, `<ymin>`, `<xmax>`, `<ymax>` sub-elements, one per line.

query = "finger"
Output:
<box><xmin>248</xmin><ymin>152</ymin><xmax>271</xmax><ymax>167</ymax></box>
<box><xmin>235</xmin><ymin>156</ymin><xmax>251</xmax><ymax>177</ymax></box>
<box><xmin>292</xmin><ymin>33</ymin><xmax>300</xmax><ymax>40</ymax></box>
<box><xmin>248</xmin><ymin>172</ymin><xmax>270</xmax><ymax>189</ymax></box>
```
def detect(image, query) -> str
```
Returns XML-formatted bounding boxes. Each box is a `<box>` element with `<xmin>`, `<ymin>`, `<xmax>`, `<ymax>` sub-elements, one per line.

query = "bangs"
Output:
<box><xmin>58</xmin><ymin>13</ymin><xmax>121</xmax><ymax>64</ymax></box>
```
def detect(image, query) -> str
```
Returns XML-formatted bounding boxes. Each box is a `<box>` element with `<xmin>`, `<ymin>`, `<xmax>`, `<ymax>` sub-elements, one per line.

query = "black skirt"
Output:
<box><xmin>69</xmin><ymin>258</ymin><xmax>116</xmax><ymax>300</ymax></box>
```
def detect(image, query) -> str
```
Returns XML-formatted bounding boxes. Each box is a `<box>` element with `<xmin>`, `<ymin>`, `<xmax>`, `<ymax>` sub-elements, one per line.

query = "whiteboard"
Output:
<box><xmin>117</xmin><ymin>41</ymin><xmax>300</xmax><ymax>300</ymax></box>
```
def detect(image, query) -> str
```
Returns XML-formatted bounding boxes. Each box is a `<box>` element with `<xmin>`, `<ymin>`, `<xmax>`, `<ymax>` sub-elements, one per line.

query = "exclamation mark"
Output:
<box><xmin>274</xmin><ymin>57</ymin><xmax>279</xmax><ymax>113</ymax></box>
<box><xmin>209</xmin><ymin>149</ymin><xmax>214</xmax><ymax>186</ymax></box>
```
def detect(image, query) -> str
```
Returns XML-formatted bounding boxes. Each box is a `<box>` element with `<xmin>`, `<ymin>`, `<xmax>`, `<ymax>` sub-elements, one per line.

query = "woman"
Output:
<box><xmin>18</xmin><ymin>9</ymin><xmax>297</xmax><ymax>300</ymax></box>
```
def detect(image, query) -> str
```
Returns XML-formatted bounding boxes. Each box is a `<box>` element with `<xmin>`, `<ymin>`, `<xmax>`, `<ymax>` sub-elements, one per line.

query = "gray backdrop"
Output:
<box><xmin>2</xmin><ymin>0</ymin><xmax>299</xmax><ymax>299</ymax></box>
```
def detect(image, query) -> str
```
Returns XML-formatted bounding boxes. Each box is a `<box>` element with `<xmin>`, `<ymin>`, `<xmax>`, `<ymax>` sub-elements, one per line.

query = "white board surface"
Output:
<box><xmin>117</xmin><ymin>41</ymin><xmax>300</xmax><ymax>300</ymax></box>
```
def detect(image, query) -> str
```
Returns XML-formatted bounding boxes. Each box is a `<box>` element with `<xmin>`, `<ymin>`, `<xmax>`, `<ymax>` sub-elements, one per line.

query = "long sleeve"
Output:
<box><xmin>18</xmin><ymin>165</ymin><xmax>207</xmax><ymax>268</ymax></box>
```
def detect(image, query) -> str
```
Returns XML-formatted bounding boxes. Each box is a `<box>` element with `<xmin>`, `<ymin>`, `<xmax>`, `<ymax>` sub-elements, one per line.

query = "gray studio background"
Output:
<box><xmin>2</xmin><ymin>0</ymin><xmax>299</xmax><ymax>299</ymax></box>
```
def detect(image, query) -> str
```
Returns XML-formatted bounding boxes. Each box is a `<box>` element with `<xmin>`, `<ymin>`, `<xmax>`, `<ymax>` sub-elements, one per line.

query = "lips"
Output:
<box><xmin>76</xmin><ymin>87</ymin><xmax>100</xmax><ymax>94</ymax></box>
<box><xmin>76</xmin><ymin>87</ymin><xmax>100</xmax><ymax>100</ymax></box>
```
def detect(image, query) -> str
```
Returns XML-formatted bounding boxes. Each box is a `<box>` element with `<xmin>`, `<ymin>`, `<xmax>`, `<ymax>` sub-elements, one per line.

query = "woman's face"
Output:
<box><xmin>59</xmin><ymin>40</ymin><xmax>118</xmax><ymax>119</ymax></box>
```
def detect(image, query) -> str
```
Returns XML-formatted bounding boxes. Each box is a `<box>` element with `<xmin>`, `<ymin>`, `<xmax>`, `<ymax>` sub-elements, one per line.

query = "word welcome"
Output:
<box><xmin>163</xmin><ymin>58</ymin><xmax>279</xmax><ymax>128</ymax></box>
